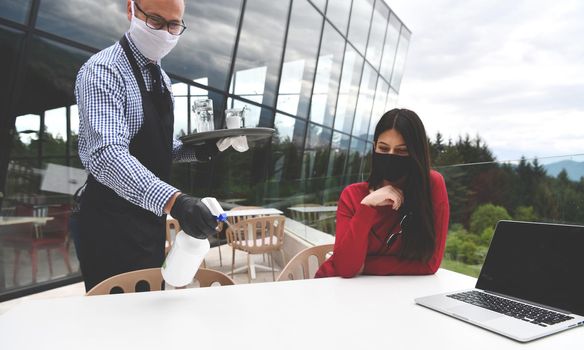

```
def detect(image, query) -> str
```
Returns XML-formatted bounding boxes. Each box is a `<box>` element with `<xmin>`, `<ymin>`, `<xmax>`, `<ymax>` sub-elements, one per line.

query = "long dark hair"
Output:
<box><xmin>367</xmin><ymin>108</ymin><xmax>435</xmax><ymax>261</ymax></box>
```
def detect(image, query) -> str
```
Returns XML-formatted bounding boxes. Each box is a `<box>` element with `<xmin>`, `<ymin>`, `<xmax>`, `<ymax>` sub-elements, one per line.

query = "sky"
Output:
<box><xmin>387</xmin><ymin>0</ymin><xmax>584</xmax><ymax>164</ymax></box>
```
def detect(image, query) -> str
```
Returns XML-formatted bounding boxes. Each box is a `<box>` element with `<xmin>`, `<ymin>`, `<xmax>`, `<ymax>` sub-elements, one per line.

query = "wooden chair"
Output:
<box><xmin>276</xmin><ymin>244</ymin><xmax>334</xmax><ymax>281</ymax></box>
<box><xmin>226</xmin><ymin>215</ymin><xmax>286</xmax><ymax>283</ymax></box>
<box><xmin>86</xmin><ymin>267</ymin><xmax>235</xmax><ymax>296</ymax></box>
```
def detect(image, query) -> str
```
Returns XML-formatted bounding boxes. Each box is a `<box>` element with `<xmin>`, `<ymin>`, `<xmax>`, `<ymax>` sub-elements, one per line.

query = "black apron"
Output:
<box><xmin>78</xmin><ymin>36</ymin><xmax>174</xmax><ymax>291</ymax></box>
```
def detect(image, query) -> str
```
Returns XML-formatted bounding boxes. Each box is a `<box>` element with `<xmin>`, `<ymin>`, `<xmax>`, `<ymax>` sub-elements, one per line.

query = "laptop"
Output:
<box><xmin>415</xmin><ymin>220</ymin><xmax>584</xmax><ymax>342</ymax></box>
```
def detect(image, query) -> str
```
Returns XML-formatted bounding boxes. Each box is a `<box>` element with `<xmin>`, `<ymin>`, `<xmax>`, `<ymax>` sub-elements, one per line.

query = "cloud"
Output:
<box><xmin>387</xmin><ymin>0</ymin><xmax>584</xmax><ymax>160</ymax></box>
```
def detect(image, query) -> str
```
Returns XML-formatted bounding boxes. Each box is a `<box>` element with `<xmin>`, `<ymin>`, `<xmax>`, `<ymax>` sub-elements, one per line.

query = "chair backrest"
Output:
<box><xmin>165</xmin><ymin>218</ymin><xmax>181</xmax><ymax>254</ymax></box>
<box><xmin>226</xmin><ymin>215</ymin><xmax>285</xmax><ymax>254</ymax></box>
<box><xmin>276</xmin><ymin>244</ymin><xmax>334</xmax><ymax>281</ymax></box>
<box><xmin>86</xmin><ymin>268</ymin><xmax>235</xmax><ymax>296</ymax></box>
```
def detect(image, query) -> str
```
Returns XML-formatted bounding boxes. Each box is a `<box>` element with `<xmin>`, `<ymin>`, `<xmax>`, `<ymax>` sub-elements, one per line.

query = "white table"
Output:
<box><xmin>287</xmin><ymin>206</ymin><xmax>337</xmax><ymax>213</ymax></box>
<box><xmin>225</xmin><ymin>208</ymin><xmax>283</xmax><ymax>217</ymax></box>
<box><xmin>1</xmin><ymin>269</ymin><xmax>581</xmax><ymax>349</ymax></box>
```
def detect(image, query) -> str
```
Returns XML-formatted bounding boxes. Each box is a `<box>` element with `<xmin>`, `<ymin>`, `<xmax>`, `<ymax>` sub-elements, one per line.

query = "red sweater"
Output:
<box><xmin>315</xmin><ymin>170</ymin><xmax>449</xmax><ymax>278</ymax></box>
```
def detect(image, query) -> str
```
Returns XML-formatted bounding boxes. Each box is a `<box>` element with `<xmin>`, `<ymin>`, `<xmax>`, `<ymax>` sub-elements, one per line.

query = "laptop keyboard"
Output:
<box><xmin>447</xmin><ymin>290</ymin><xmax>574</xmax><ymax>327</ymax></box>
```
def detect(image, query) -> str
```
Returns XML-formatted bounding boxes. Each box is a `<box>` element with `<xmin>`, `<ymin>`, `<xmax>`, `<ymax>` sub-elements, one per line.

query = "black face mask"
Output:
<box><xmin>371</xmin><ymin>152</ymin><xmax>411</xmax><ymax>182</ymax></box>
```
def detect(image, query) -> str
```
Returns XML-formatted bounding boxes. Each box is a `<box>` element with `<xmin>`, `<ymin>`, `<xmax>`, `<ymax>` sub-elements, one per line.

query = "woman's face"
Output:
<box><xmin>375</xmin><ymin>129</ymin><xmax>409</xmax><ymax>156</ymax></box>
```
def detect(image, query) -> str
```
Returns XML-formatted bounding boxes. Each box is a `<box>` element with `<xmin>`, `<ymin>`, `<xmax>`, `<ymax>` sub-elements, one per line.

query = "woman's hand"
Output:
<box><xmin>360</xmin><ymin>185</ymin><xmax>404</xmax><ymax>210</ymax></box>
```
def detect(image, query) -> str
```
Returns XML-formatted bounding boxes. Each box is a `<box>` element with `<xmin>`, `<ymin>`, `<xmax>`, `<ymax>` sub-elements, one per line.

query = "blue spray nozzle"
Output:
<box><xmin>216</xmin><ymin>213</ymin><xmax>228</xmax><ymax>223</ymax></box>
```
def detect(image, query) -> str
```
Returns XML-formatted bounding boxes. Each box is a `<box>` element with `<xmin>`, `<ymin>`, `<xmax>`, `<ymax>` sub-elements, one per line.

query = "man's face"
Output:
<box><xmin>127</xmin><ymin>0</ymin><xmax>185</xmax><ymax>26</ymax></box>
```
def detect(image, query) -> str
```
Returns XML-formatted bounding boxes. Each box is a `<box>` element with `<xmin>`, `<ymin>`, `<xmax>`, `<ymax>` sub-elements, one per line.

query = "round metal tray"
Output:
<box><xmin>180</xmin><ymin>127</ymin><xmax>275</xmax><ymax>145</ymax></box>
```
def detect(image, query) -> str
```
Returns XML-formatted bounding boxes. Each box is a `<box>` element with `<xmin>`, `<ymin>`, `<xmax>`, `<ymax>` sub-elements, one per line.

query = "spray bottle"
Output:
<box><xmin>161</xmin><ymin>197</ymin><xmax>227</xmax><ymax>287</ymax></box>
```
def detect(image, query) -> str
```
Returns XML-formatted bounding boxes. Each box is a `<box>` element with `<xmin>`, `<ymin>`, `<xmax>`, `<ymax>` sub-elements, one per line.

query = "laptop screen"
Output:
<box><xmin>476</xmin><ymin>220</ymin><xmax>584</xmax><ymax>315</ymax></box>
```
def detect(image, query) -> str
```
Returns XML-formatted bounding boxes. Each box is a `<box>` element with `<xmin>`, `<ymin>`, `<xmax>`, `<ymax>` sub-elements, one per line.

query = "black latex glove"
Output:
<box><xmin>193</xmin><ymin>140</ymin><xmax>219</xmax><ymax>161</ymax></box>
<box><xmin>170</xmin><ymin>194</ymin><xmax>217</xmax><ymax>239</ymax></box>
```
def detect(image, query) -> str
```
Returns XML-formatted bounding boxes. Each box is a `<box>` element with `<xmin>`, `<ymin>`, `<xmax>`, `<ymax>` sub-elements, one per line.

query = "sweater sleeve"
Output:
<box><xmin>363</xmin><ymin>172</ymin><xmax>450</xmax><ymax>275</ymax></box>
<box><xmin>329</xmin><ymin>186</ymin><xmax>380</xmax><ymax>278</ymax></box>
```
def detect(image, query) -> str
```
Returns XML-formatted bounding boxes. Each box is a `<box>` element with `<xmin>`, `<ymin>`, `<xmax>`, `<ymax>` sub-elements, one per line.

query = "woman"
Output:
<box><xmin>315</xmin><ymin>109</ymin><xmax>449</xmax><ymax>278</ymax></box>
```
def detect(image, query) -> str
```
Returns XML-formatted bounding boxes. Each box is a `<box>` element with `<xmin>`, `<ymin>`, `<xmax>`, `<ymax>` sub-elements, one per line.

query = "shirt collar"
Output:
<box><xmin>124</xmin><ymin>32</ymin><xmax>158</xmax><ymax>69</ymax></box>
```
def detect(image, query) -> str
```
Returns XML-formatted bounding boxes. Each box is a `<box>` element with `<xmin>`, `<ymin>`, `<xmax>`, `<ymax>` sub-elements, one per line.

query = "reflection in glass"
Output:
<box><xmin>309</xmin><ymin>23</ymin><xmax>345</xmax><ymax>127</ymax></box>
<box><xmin>36</xmin><ymin>0</ymin><xmax>126</xmax><ymax>49</ymax></box>
<box><xmin>0</xmin><ymin>0</ymin><xmax>31</xmax><ymax>23</ymax></box>
<box><xmin>276</xmin><ymin>0</ymin><xmax>323</xmax><ymax>119</ymax></box>
<box><xmin>174</xmin><ymin>96</ymin><xmax>189</xmax><ymax>137</ymax></box>
<box><xmin>14</xmin><ymin>114</ymin><xmax>40</xmax><ymax>147</ymax></box>
<box><xmin>379</xmin><ymin>14</ymin><xmax>401</xmax><ymax>81</ymax></box>
<box><xmin>368</xmin><ymin>78</ymin><xmax>390</xmax><ymax>141</ymax></box>
<box><xmin>325</xmin><ymin>132</ymin><xmax>350</xmax><ymax>199</ymax></box>
<box><xmin>310</xmin><ymin>0</ymin><xmax>326</xmax><ymax>12</ymax></box>
<box><xmin>227</xmin><ymin>99</ymin><xmax>264</xmax><ymax>128</ymax></box>
<box><xmin>325</xmin><ymin>0</ymin><xmax>351</xmax><ymax>36</ymax></box>
<box><xmin>352</xmin><ymin>63</ymin><xmax>377</xmax><ymax>138</ymax></box>
<box><xmin>166</xmin><ymin>0</ymin><xmax>242</xmax><ymax>91</ymax></box>
<box><xmin>18</xmin><ymin>36</ymin><xmax>90</xmax><ymax>118</ymax></box>
<box><xmin>333</xmin><ymin>46</ymin><xmax>364</xmax><ymax>134</ymax></box>
<box><xmin>385</xmin><ymin>88</ymin><xmax>398</xmax><ymax>111</ymax></box>
<box><xmin>44</xmin><ymin>107</ymin><xmax>67</xmax><ymax>156</ymax></box>
<box><xmin>172</xmin><ymin>82</ymin><xmax>189</xmax><ymax>96</ymax></box>
<box><xmin>346</xmin><ymin>137</ymin><xmax>367</xmax><ymax>183</ymax></box>
<box><xmin>231</xmin><ymin>0</ymin><xmax>290</xmax><ymax>109</ymax></box>
<box><xmin>0</xmin><ymin>25</ymin><xmax>25</xmax><ymax>115</ymax></box>
<box><xmin>365</xmin><ymin>1</ymin><xmax>389</xmax><ymax>71</ymax></box>
<box><xmin>390</xmin><ymin>29</ymin><xmax>411</xmax><ymax>91</ymax></box>
<box><xmin>303</xmin><ymin>124</ymin><xmax>332</xmax><ymax>179</ymax></box>
<box><xmin>347</xmin><ymin>0</ymin><xmax>373</xmax><ymax>55</ymax></box>
<box><xmin>70</xmin><ymin>105</ymin><xmax>80</xmax><ymax>155</ymax></box>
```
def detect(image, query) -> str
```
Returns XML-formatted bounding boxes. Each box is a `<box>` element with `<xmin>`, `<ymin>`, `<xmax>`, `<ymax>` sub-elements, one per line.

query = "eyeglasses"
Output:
<box><xmin>134</xmin><ymin>1</ymin><xmax>187</xmax><ymax>36</ymax></box>
<box><xmin>374</xmin><ymin>213</ymin><xmax>409</xmax><ymax>255</ymax></box>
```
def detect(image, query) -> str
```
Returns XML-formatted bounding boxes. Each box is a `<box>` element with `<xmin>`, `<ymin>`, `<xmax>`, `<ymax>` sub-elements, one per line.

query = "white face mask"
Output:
<box><xmin>128</xmin><ymin>1</ymin><xmax>179</xmax><ymax>61</ymax></box>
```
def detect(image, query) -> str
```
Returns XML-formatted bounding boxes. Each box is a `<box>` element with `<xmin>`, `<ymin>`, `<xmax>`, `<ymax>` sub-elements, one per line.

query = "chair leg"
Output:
<box><xmin>218</xmin><ymin>244</ymin><xmax>223</xmax><ymax>267</ymax></box>
<box><xmin>231</xmin><ymin>247</ymin><xmax>236</xmax><ymax>277</ymax></box>
<box><xmin>246</xmin><ymin>253</ymin><xmax>252</xmax><ymax>283</ymax></box>
<box><xmin>280</xmin><ymin>250</ymin><xmax>286</xmax><ymax>269</ymax></box>
<box><xmin>270</xmin><ymin>252</ymin><xmax>275</xmax><ymax>281</ymax></box>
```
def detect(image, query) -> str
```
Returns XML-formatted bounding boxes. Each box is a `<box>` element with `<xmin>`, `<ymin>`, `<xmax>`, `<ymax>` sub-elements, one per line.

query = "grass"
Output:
<box><xmin>440</xmin><ymin>258</ymin><xmax>483</xmax><ymax>278</ymax></box>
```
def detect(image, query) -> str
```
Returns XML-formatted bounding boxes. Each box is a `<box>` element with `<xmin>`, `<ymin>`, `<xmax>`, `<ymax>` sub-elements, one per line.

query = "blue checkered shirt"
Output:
<box><xmin>75</xmin><ymin>33</ymin><xmax>197</xmax><ymax>216</ymax></box>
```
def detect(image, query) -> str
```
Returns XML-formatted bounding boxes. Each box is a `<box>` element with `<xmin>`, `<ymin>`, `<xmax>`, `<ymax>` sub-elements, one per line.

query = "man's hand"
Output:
<box><xmin>193</xmin><ymin>140</ymin><xmax>219</xmax><ymax>161</ymax></box>
<box><xmin>360</xmin><ymin>185</ymin><xmax>404</xmax><ymax>210</ymax></box>
<box><xmin>170</xmin><ymin>194</ymin><xmax>217</xmax><ymax>239</ymax></box>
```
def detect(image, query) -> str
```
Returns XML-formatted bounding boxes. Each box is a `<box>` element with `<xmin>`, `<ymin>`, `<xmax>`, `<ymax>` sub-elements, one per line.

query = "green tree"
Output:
<box><xmin>514</xmin><ymin>206</ymin><xmax>537</xmax><ymax>222</ymax></box>
<box><xmin>469</xmin><ymin>203</ymin><xmax>511</xmax><ymax>235</ymax></box>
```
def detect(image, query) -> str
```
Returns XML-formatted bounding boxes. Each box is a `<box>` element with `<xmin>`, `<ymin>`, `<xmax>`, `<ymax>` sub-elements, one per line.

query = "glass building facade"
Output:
<box><xmin>0</xmin><ymin>0</ymin><xmax>410</xmax><ymax>300</ymax></box>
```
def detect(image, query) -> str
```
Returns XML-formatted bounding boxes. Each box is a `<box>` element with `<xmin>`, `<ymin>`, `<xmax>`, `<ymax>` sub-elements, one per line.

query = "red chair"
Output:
<box><xmin>2</xmin><ymin>204</ymin><xmax>73</xmax><ymax>284</ymax></box>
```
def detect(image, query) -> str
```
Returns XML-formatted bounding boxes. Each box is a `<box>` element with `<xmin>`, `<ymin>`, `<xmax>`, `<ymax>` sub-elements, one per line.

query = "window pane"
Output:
<box><xmin>303</xmin><ymin>123</ymin><xmax>332</xmax><ymax>179</ymax></box>
<box><xmin>325</xmin><ymin>131</ymin><xmax>350</xmax><ymax>197</ymax></box>
<box><xmin>368</xmin><ymin>78</ymin><xmax>390</xmax><ymax>141</ymax></box>
<box><xmin>0</xmin><ymin>0</ymin><xmax>31</xmax><ymax>23</ymax></box>
<box><xmin>165</xmin><ymin>0</ymin><xmax>242</xmax><ymax>91</ymax></box>
<box><xmin>352</xmin><ymin>63</ymin><xmax>377</xmax><ymax>138</ymax></box>
<box><xmin>174</xmin><ymin>96</ymin><xmax>189</xmax><ymax>137</ymax></box>
<box><xmin>276</xmin><ymin>0</ymin><xmax>323</xmax><ymax>118</ymax></box>
<box><xmin>347</xmin><ymin>0</ymin><xmax>374</xmax><ymax>55</ymax></box>
<box><xmin>309</xmin><ymin>23</ymin><xmax>345</xmax><ymax>127</ymax></box>
<box><xmin>231</xmin><ymin>0</ymin><xmax>290</xmax><ymax>109</ymax></box>
<box><xmin>13</xmin><ymin>114</ymin><xmax>40</xmax><ymax>158</ymax></box>
<box><xmin>36</xmin><ymin>0</ymin><xmax>126</xmax><ymax>49</ymax></box>
<box><xmin>44</xmin><ymin>107</ymin><xmax>67</xmax><ymax>157</ymax></box>
<box><xmin>346</xmin><ymin>137</ymin><xmax>367</xmax><ymax>183</ymax></box>
<box><xmin>379</xmin><ymin>13</ymin><xmax>401</xmax><ymax>80</ymax></box>
<box><xmin>70</xmin><ymin>105</ymin><xmax>80</xmax><ymax>156</ymax></box>
<box><xmin>385</xmin><ymin>88</ymin><xmax>398</xmax><ymax>111</ymax></box>
<box><xmin>365</xmin><ymin>1</ymin><xmax>390</xmax><ymax>71</ymax></box>
<box><xmin>310</xmin><ymin>0</ymin><xmax>326</xmax><ymax>12</ymax></box>
<box><xmin>0</xmin><ymin>25</ymin><xmax>25</xmax><ymax>119</ymax></box>
<box><xmin>16</xmin><ymin>36</ymin><xmax>91</xmax><ymax>118</ymax></box>
<box><xmin>325</xmin><ymin>0</ymin><xmax>351</xmax><ymax>36</ymax></box>
<box><xmin>333</xmin><ymin>46</ymin><xmax>363</xmax><ymax>133</ymax></box>
<box><xmin>390</xmin><ymin>28</ymin><xmax>411</xmax><ymax>91</ymax></box>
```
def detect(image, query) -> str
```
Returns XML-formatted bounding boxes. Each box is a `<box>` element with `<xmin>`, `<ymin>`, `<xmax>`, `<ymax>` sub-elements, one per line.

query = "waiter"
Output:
<box><xmin>75</xmin><ymin>0</ymin><xmax>217</xmax><ymax>291</ymax></box>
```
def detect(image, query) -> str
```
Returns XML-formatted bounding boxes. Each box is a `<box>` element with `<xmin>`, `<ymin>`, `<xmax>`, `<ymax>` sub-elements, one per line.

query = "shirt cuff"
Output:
<box><xmin>142</xmin><ymin>180</ymin><xmax>179</xmax><ymax>216</ymax></box>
